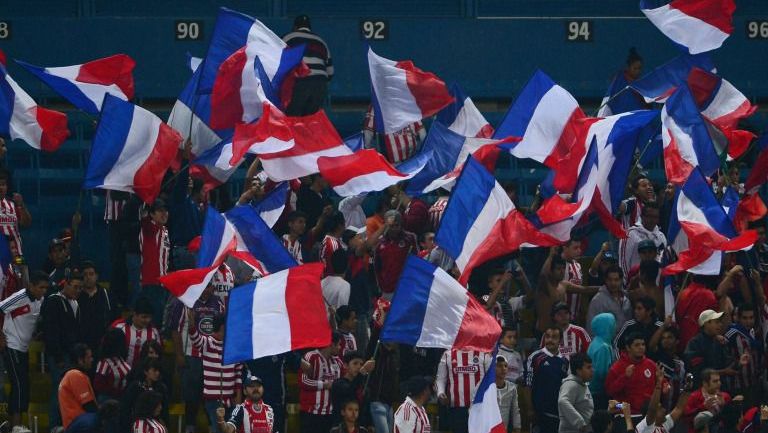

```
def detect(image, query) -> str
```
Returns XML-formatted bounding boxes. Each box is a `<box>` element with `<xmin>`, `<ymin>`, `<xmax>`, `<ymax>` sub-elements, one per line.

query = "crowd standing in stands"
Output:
<box><xmin>0</xmin><ymin>18</ymin><xmax>765</xmax><ymax>433</ymax></box>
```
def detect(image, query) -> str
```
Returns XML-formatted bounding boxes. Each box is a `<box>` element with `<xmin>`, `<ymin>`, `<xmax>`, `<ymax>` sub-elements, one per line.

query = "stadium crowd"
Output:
<box><xmin>0</xmin><ymin>13</ymin><xmax>766</xmax><ymax>433</ymax></box>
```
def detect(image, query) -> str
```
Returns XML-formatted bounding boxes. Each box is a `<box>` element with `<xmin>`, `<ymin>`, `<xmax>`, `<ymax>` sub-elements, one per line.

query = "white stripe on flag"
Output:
<box><xmin>250</xmin><ymin>269</ymin><xmax>292</xmax><ymax>358</ymax></box>
<box><xmin>455</xmin><ymin>183</ymin><xmax>514</xmax><ymax>271</ymax></box>
<box><xmin>512</xmin><ymin>85</ymin><xmax>578</xmax><ymax>163</ymax></box>
<box><xmin>416</xmin><ymin>268</ymin><xmax>467</xmax><ymax>348</ymax></box>
<box><xmin>101</xmin><ymin>107</ymin><xmax>162</xmax><ymax>189</ymax></box>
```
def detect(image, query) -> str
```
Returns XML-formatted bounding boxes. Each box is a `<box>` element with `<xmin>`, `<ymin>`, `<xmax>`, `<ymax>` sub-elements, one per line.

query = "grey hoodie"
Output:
<box><xmin>557</xmin><ymin>373</ymin><xmax>594</xmax><ymax>433</ymax></box>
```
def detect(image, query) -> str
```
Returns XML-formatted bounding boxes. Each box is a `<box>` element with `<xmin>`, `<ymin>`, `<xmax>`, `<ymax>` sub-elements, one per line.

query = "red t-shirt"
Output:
<box><xmin>139</xmin><ymin>218</ymin><xmax>169</xmax><ymax>286</ymax></box>
<box><xmin>675</xmin><ymin>282</ymin><xmax>718</xmax><ymax>351</ymax></box>
<box><xmin>374</xmin><ymin>232</ymin><xmax>418</xmax><ymax>295</ymax></box>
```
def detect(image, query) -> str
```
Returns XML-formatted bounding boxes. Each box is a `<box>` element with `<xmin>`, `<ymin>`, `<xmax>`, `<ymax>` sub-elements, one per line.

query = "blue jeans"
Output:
<box><xmin>65</xmin><ymin>412</ymin><xmax>99</xmax><ymax>433</ymax></box>
<box><xmin>204</xmin><ymin>400</ymin><xmax>232</xmax><ymax>433</ymax></box>
<box><xmin>49</xmin><ymin>356</ymin><xmax>66</xmax><ymax>428</ymax></box>
<box><xmin>370</xmin><ymin>401</ymin><xmax>393</xmax><ymax>433</ymax></box>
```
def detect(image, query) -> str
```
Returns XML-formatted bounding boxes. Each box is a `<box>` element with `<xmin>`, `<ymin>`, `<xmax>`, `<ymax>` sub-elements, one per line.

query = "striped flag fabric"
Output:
<box><xmin>640</xmin><ymin>0</ymin><xmax>735</xmax><ymax>54</ymax></box>
<box><xmin>318</xmin><ymin>149</ymin><xmax>429</xmax><ymax>197</ymax></box>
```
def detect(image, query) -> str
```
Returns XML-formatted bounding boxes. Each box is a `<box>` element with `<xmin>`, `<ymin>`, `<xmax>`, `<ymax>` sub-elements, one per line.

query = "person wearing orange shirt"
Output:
<box><xmin>59</xmin><ymin>343</ymin><xmax>99</xmax><ymax>432</ymax></box>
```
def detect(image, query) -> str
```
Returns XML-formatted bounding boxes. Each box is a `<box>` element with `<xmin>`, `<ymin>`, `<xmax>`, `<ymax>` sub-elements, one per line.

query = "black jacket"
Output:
<box><xmin>684</xmin><ymin>331</ymin><xmax>735</xmax><ymax>382</ymax></box>
<box><xmin>41</xmin><ymin>292</ymin><xmax>81</xmax><ymax>359</ymax></box>
<box><xmin>78</xmin><ymin>286</ymin><xmax>114</xmax><ymax>353</ymax></box>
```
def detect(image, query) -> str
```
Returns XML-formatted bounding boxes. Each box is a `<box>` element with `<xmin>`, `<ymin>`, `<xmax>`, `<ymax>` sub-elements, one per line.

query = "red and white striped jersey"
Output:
<box><xmin>319</xmin><ymin>235</ymin><xmax>346</xmax><ymax>276</ymax></box>
<box><xmin>172</xmin><ymin>297</ymin><xmax>225</xmax><ymax>358</ymax></box>
<box><xmin>112</xmin><ymin>319</ymin><xmax>163</xmax><ymax>366</ymax></box>
<box><xmin>190</xmin><ymin>327</ymin><xmax>242</xmax><ymax>406</ymax></box>
<box><xmin>132</xmin><ymin>418</ymin><xmax>167</xmax><ymax>433</ymax></box>
<box><xmin>339</xmin><ymin>330</ymin><xmax>357</xmax><ymax>356</ymax></box>
<box><xmin>95</xmin><ymin>357</ymin><xmax>132</xmax><ymax>395</ymax></box>
<box><xmin>282</xmin><ymin>234</ymin><xmax>304</xmax><ymax>265</ymax></box>
<box><xmin>299</xmin><ymin>350</ymin><xmax>343</xmax><ymax>415</ymax></box>
<box><xmin>139</xmin><ymin>218</ymin><xmax>170</xmax><ymax>286</ymax></box>
<box><xmin>228</xmin><ymin>400</ymin><xmax>274</xmax><ymax>433</ymax></box>
<box><xmin>363</xmin><ymin>105</ymin><xmax>424</xmax><ymax>164</ymax></box>
<box><xmin>428</xmin><ymin>197</ymin><xmax>449</xmax><ymax>232</ymax></box>
<box><xmin>104</xmin><ymin>190</ymin><xmax>128</xmax><ymax>222</ymax></box>
<box><xmin>564</xmin><ymin>259</ymin><xmax>583</xmax><ymax>318</ymax></box>
<box><xmin>212</xmin><ymin>264</ymin><xmax>235</xmax><ymax>304</ymax></box>
<box><xmin>394</xmin><ymin>396</ymin><xmax>431</xmax><ymax>433</ymax></box>
<box><xmin>436</xmin><ymin>349</ymin><xmax>492</xmax><ymax>407</ymax></box>
<box><xmin>0</xmin><ymin>198</ymin><xmax>21</xmax><ymax>253</ymax></box>
<box><xmin>539</xmin><ymin>324</ymin><xmax>591</xmax><ymax>360</ymax></box>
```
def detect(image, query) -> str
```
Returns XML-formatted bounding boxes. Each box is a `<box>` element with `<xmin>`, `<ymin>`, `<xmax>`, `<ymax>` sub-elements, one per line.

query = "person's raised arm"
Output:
<box><xmin>643</xmin><ymin>364</ymin><xmax>664</xmax><ymax>426</ymax></box>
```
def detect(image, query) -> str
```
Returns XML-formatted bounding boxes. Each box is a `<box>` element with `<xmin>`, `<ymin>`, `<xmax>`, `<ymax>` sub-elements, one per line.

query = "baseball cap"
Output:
<box><xmin>694</xmin><ymin>411</ymin><xmax>714</xmax><ymax>431</ymax></box>
<box><xmin>244</xmin><ymin>376</ymin><xmax>263</xmax><ymax>387</ymax></box>
<box><xmin>637</xmin><ymin>239</ymin><xmax>657</xmax><ymax>252</ymax></box>
<box><xmin>602</xmin><ymin>250</ymin><xmax>618</xmax><ymax>262</ymax></box>
<box><xmin>551</xmin><ymin>302</ymin><xmax>569</xmax><ymax>317</ymax></box>
<box><xmin>698</xmin><ymin>309</ymin><xmax>724</xmax><ymax>326</ymax></box>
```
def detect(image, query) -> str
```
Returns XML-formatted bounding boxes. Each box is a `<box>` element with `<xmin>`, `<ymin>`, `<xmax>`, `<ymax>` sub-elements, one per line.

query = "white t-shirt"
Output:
<box><xmin>321</xmin><ymin>275</ymin><xmax>350</xmax><ymax>308</ymax></box>
<box><xmin>636</xmin><ymin>414</ymin><xmax>674</xmax><ymax>433</ymax></box>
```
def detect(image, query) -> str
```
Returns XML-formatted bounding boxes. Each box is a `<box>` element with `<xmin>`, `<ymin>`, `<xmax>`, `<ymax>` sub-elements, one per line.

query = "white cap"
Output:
<box><xmin>698</xmin><ymin>309</ymin><xmax>724</xmax><ymax>326</ymax></box>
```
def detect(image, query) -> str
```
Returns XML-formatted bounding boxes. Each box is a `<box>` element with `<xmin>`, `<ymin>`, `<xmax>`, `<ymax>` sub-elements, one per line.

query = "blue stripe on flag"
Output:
<box><xmin>83</xmin><ymin>94</ymin><xmax>134</xmax><ymax>189</ymax></box>
<box><xmin>225</xmin><ymin>204</ymin><xmax>297</xmax><ymax>273</ymax></box>
<box><xmin>197</xmin><ymin>207</ymin><xmax>227</xmax><ymax>268</ymax></box>
<box><xmin>666</xmin><ymin>86</ymin><xmax>720</xmax><ymax>177</ymax></box>
<box><xmin>198</xmin><ymin>7</ymin><xmax>258</xmax><ymax>95</ymax></box>
<box><xmin>435</xmin><ymin>156</ymin><xmax>495</xmax><ymax>260</ymax></box>
<box><xmin>16</xmin><ymin>60</ymin><xmax>100</xmax><ymax>114</ymax></box>
<box><xmin>223</xmin><ymin>281</ymin><xmax>256</xmax><ymax>365</ymax></box>
<box><xmin>435</xmin><ymin>82</ymin><xmax>467</xmax><ymax>127</ymax></box>
<box><xmin>405</xmin><ymin>121</ymin><xmax>465</xmax><ymax>196</ymax></box>
<box><xmin>380</xmin><ymin>256</ymin><xmax>435</xmax><ymax>345</ymax></box>
<box><xmin>493</xmin><ymin>69</ymin><xmax>555</xmax><ymax>141</ymax></box>
<box><xmin>0</xmin><ymin>65</ymin><xmax>13</xmax><ymax>137</ymax></box>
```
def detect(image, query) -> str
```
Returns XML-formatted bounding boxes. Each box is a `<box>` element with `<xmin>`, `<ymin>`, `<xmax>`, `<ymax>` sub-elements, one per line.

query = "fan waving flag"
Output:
<box><xmin>83</xmin><ymin>95</ymin><xmax>182</xmax><ymax>203</ymax></box>
<box><xmin>661</xmin><ymin>86</ymin><xmax>720</xmax><ymax>184</ymax></box>
<box><xmin>235</xmin><ymin>105</ymin><xmax>352</xmax><ymax>181</ymax></box>
<box><xmin>664</xmin><ymin>169</ymin><xmax>757</xmax><ymax>275</ymax></box>
<box><xmin>381</xmin><ymin>256</ymin><xmax>501</xmax><ymax>352</ymax></box>
<box><xmin>225</xmin><ymin>204</ymin><xmax>297</xmax><ymax>273</ymax></box>
<box><xmin>686</xmin><ymin>67</ymin><xmax>756</xmax><ymax>129</ymax></box>
<box><xmin>318</xmin><ymin>149</ymin><xmax>429</xmax><ymax>197</ymax></box>
<box><xmin>640</xmin><ymin>0</ymin><xmax>735</xmax><ymax>54</ymax></box>
<box><xmin>223</xmin><ymin>263</ymin><xmax>331</xmax><ymax>363</ymax></box>
<box><xmin>0</xmin><ymin>64</ymin><xmax>70</xmax><ymax>152</ymax></box>
<box><xmin>16</xmin><ymin>54</ymin><xmax>135</xmax><ymax>115</ymax></box>
<box><xmin>468</xmin><ymin>349</ymin><xmax>506</xmax><ymax>433</ymax></box>
<box><xmin>209</xmin><ymin>12</ymin><xmax>306</xmax><ymax>129</ymax></box>
<box><xmin>368</xmin><ymin>47</ymin><xmax>454</xmax><ymax>134</ymax></box>
<box><xmin>436</xmin><ymin>157</ymin><xmax>560</xmax><ymax>285</ymax></box>
<box><xmin>252</xmin><ymin>181</ymin><xmax>290</xmax><ymax>228</ymax></box>
<box><xmin>435</xmin><ymin>83</ymin><xmax>494</xmax><ymax>138</ymax></box>
<box><xmin>159</xmin><ymin>207</ymin><xmax>237</xmax><ymax>307</ymax></box>
<box><xmin>630</xmin><ymin>53</ymin><xmax>715</xmax><ymax>103</ymax></box>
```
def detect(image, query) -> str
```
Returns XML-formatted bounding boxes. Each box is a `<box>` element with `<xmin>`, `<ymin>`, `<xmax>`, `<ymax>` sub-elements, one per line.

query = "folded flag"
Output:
<box><xmin>223</xmin><ymin>263</ymin><xmax>331</xmax><ymax>364</ymax></box>
<box><xmin>187</xmin><ymin>54</ymin><xmax>203</xmax><ymax>73</ymax></box>
<box><xmin>252</xmin><ymin>181</ymin><xmax>290</xmax><ymax>228</ymax></box>
<box><xmin>630</xmin><ymin>53</ymin><xmax>715</xmax><ymax>102</ymax></box>
<box><xmin>406</xmin><ymin>122</ymin><xmax>512</xmax><ymax>196</ymax></box>
<box><xmin>318</xmin><ymin>149</ymin><xmax>429</xmax><ymax>197</ymax></box>
<box><xmin>190</xmin><ymin>135</ymin><xmax>239</xmax><ymax>190</ymax></box>
<box><xmin>435</xmin><ymin>83</ymin><xmax>494</xmax><ymax>138</ymax></box>
<box><xmin>16</xmin><ymin>54</ymin><xmax>135</xmax><ymax>115</ymax></box>
<box><xmin>597</xmin><ymin>71</ymin><xmax>648</xmax><ymax>117</ymax></box>
<box><xmin>159</xmin><ymin>207</ymin><xmax>237</xmax><ymax>307</ymax></box>
<box><xmin>236</xmin><ymin>105</ymin><xmax>352</xmax><ymax>181</ymax></box>
<box><xmin>664</xmin><ymin>168</ymin><xmax>757</xmax><ymax>275</ymax></box>
<box><xmin>0</xmin><ymin>64</ymin><xmax>70</xmax><ymax>152</ymax></box>
<box><xmin>436</xmin><ymin>157</ymin><xmax>560</xmax><ymax>285</ymax></box>
<box><xmin>720</xmin><ymin>186</ymin><xmax>739</xmax><ymax>222</ymax></box>
<box><xmin>368</xmin><ymin>47</ymin><xmax>453</xmax><ymax>134</ymax></box>
<box><xmin>344</xmin><ymin>132</ymin><xmax>364</xmax><ymax>153</ymax></box>
<box><xmin>734</xmin><ymin>193</ymin><xmax>767</xmax><ymax>233</ymax></box>
<box><xmin>686</xmin><ymin>67</ymin><xmax>756</xmax><ymax>129</ymax></box>
<box><xmin>640</xmin><ymin>0</ymin><xmax>735</xmax><ymax>55</ymax></box>
<box><xmin>493</xmin><ymin>70</ymin><xmax>586</xmax><ymax>174</ymax></box>
<box><xmin>381</xmin><ymin>256</ymin><xmax>501</xmax><ymax>352</ymax></box>
<box><xmin>225</xmin><ymin>203</ymin><xmax>297</xmax><ymax>273</ymax></box>
<box><xmin>468</xmin><ymin>348</ymin><xmax>506</xmax><ymax>433</ymax></box>
<box><xmin>210</xmin><ymin>13</ymin><xmax>305</xmax><ymax>129</ymax></box>
<box><xmin>84</xmin><ymin>94</ymin><xmax>182</xmax><ymax>203</ymax></box>
<box><xmin>661</xmin><ymin>86</ymin><xmax>720</xmax><ymax>184</ymax></box>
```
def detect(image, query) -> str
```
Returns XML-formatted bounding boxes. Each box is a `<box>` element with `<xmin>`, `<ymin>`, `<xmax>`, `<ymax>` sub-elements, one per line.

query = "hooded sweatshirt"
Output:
<box><xmin>605</xmin><ymin>352</ymin><xmax>659</xmax><ymax>415</ymax></box>
<box><xmin>587</xmin><ymin>313</ymin><xmax>616</xmax><ymax>396</ymax></box>
<box><xmin>558</xmin><ymin>373</ymin><xmax>594</xmax><ymax>433</ymax></box>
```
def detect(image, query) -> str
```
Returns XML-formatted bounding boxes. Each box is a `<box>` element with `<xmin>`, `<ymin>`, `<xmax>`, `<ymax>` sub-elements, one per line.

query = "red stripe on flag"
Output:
<box><xmin>36</xmin><ymin>107</ymin><xmax>70</xmax><ymax>152</ymax></box>
<box><xmin>545</xmin><ymin>109</ymin><xmax>599</xmax><ymax>194</ymax></box>
<box><xmin>257</xmin><ymin>109</ymin><xmax>344</xmax><ymax>158</ymax></box>
<box><xmin>134</xmin><ymin>122</ymin><xmax>182</xmax><ymax>203</ymax></box>
<box><xmin>687</xmin><ymin>67</ymin><xmax>720</xmax><ymax>107</ymax></box>
<box><xmin>76</xmin><ymin>54</ymin><xmax>136</xmax><ymax>99</ymax></box>
<box><xmin>395</xmin><ymin>60</ymin><xmax>454</xmax><ymax>118</ymax></box>
<box><xmin>210</xmin><ymin>47</ymin><xmax>248</xmax><ymax>130</ymax></box>
<box><xmin>735</xmin><ymin>194</ymin><xmax>767</xmax><ymax>232</ymax></box>
<box><xmin>318</xmin><ymin>149</ymin><xmax>405</xmax><ymax>187</ymax></box>
<box><xmin>285</xmin><ymin>263</ymin><xmax>332</xmax><ymax>351</ymax></box>
<box><xmin>453</xmin><ymin>295</ymin><xmax>501</xmax><ymax>352</ymax></box>
<box><xmin>475</xmin><ymin>124</ymin><xmax>495</xmax><ymax>139</ymax></box>
<box><xmin>670</xmin><ymin>0</ymin><xmax>735</xmax><ymax>34</ymax></box>
<box><xmin>663</xmin><ymin>130</ymin><xmax>695</xmax><ymax>185</ymax></box>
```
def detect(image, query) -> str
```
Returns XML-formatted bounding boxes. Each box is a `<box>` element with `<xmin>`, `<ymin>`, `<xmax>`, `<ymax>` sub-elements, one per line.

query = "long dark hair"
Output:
<box><xmin>99</xmin><ymin>328</ymin><xmax>128</xmax><ymax>360</ymax></box>
<box><xmin>133</xmin><ymin>390</ymin><xmax>163</xmax><ymax>420</ymax></box>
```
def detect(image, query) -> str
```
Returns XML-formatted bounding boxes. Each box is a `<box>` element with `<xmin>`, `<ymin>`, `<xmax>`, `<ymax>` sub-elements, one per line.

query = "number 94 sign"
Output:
<box><xmin>565</xmin><ymin>21</ymin><xmax>593</xmax><ymax>42</ymax></box>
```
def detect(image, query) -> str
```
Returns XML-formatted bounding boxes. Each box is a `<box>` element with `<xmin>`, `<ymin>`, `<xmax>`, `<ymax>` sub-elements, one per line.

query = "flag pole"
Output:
<box><xmin>592</xmin><ymin>86</ymin><xmax>630</xmax><ymax>117</ymax></box>
<box><xmin>361</xmin><ymin>340</ymin><xmax>381</xmax><ymax>397</ymax></box>
<box><xmin>628</xmin><ymin>124</ymin><xmax>663</xmax><ymax>175</ymax></box>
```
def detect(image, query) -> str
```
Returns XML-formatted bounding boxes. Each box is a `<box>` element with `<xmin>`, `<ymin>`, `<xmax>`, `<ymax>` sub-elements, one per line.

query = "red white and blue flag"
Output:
<box><xmin>189</xmin><ymin>136</ymin><xmax>238</xmax><ymax>190</ymax></box>
<box><xmin>435</xmin><ymin>83</ymin><xmax>494</xmax><ymax>138</ymax></box>
<box><xmin>630</xmin><ymin>53</ymin><xmax>715</xmax><ymax>103</ymax></box>
<box><xmin>16</xmin><ymin>54</ymin><xmax>135</xmax><ymax>115</ymax></box>
<box><xmin>381</xmin><ymin>256</ymin><xmax>501</xmax><ymax>352</ymax></box>
<box><xmin>640</xmin><ymin>0</ymin><xmax>735</xmax><ymax>54</ymax></box>
<box><xmin>661</xmin><ymin>85</ymin><xmax>720</xmax><ymax>184</ymax></box>
<box><xmin>435</xmin><ymin>157</ymin><xmax>560</xmax><ymax>285</ymax></box>
<box><xmin>318</xmin><ymin>148</ymin><xmax>430</xmax><ymax>197</ymax></box>
<box><xmin>251</xmin><ymin>181</ymin><xmax>290</xmax><ymax>228</ymax></box>
<box><xmin>665</xmin><ymin>169</ymin><xmax>757</xmax><ymax>275</ymax></box>
<box><xmin>223</xmin><ymin>263</ymin><xmax>331</xmax><ymax>363</ymax></box>
<box><xmin>368</xmin><ymin>47</ymin><xmax>454</xmax><ymax>134</ymax></box>
<box><xmin>83</xmin><ymin>95</ymin><xmax>181</xmax><ymax>203</ymax></box>
<box><xmin>0</xmin><ymin>64</ymin><xmax>70</xmax><ymax>152</ymax></box>
<box><xmin>468</xmin><ymin>349</ymin><xmax>506</xmax><ymax>433</ymax></box>
<box><xmin>235</xmin><ymin>104</ymin><xmax>352</xmax><ymax>181</ymax></box>
<box><xmin>209</xmin><ymin>9</ymin><xmax>306</xmax><ymax>129</ymax></box>
<box><xmin>687</xmin><ymin>67</ymin><xmax>757</xmax><ymax>129</ymax></box>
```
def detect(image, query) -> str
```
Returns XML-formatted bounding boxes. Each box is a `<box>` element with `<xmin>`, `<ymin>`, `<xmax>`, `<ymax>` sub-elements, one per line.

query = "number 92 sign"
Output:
<box><xmin>360</xmin><ymin>20</ymin><xmax>388</xmax><ymax>40</ymax></box>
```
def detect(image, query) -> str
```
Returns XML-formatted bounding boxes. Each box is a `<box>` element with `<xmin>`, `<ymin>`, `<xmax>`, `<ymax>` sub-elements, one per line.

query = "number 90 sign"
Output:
<box><xmin>175</xmin><ymin>20</ymin><xmax>203</xmax><ymax>41</ymax></box>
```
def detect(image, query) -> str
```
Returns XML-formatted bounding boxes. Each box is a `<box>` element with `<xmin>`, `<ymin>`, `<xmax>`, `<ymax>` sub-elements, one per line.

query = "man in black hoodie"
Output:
<box><xmin>42</xmin><ymin>270</ymin><xmax>83</xmax><ymax>430</ymax></box>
